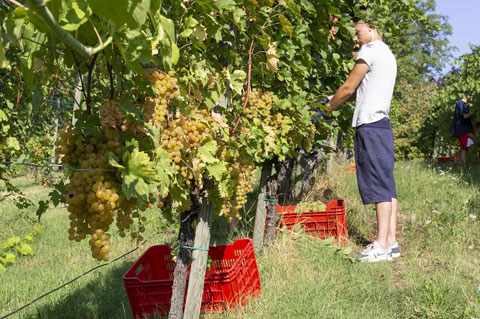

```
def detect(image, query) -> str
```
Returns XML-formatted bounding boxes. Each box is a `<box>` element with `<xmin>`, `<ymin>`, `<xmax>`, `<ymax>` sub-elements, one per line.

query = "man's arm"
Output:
<box><xmin>463</xmin><ymin>112</ymin><xmax>475</xmax><ymax>119</ymax></box>
<box><xmin>461</xmin><ymin>102</ymin><xmax>475</xmax><ymax>119</ymax></box>
<box><xmin>325</xmin><ymin>60</ymin><xmax>369</xmax><ymax>112</ymax></box>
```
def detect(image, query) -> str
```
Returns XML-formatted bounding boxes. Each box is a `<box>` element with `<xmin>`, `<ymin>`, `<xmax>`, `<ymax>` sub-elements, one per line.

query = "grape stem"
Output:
<box><xmin>85</xmin><ymin>54</ymin><xmax>98</xmax><ymax>113</ymax></box>
<box><xmin>107</xmin><ymin>62</ymin><xmax>114</xmax><ymax>100</ymax></box>
<box><xmin>15</xmin><ymin>65</ymin><xmax>23</xmax><ymax>109</ymax></box>
<box><xmin>181</xmin><ymin>158</ymin><xmax>193</xmax><ymax>170</ymax></box>
<box><xmin>231</xmin><ymin>40</ymin><xmax>255</xmax><ymax>135</ymax></box>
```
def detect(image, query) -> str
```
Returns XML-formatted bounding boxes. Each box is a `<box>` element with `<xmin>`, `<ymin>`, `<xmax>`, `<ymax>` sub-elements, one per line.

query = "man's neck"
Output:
<box><xmin>462</xmin><ymin>98</ymin><xmax>467</xmax><ymax>103</ymax></box>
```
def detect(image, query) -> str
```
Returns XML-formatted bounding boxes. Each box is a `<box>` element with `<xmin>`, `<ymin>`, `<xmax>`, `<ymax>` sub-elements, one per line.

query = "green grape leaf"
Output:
<box><xmin>340</xmin><ymin>246</ymin><xmax>353</xmax><ymax>255</ymax></box>
<box><xmin>123</xmin><ymin>174</ymin><xmax>157</xmax><ymax>203</ymax></box>
<box><xmin>151</xmin><ymin>15</ymin><xmax>179</xmax><ymax>67</ymax></box>
<box><xmin>3</xmin><ymin>252</ymin><xmax>16</xmax><ymax>264</ymax></box>
<box><xmin>278</xmin><ymin>14</ymin><xmax>293</xmax><ymax>36</ymax></box>
<box><xmin>2</xmin><ymin>237</ymin><xmax>21</xmax><ymax>249</ymax></box>
<box><xmin>154</xmin><ymin>147</ymin><xmax>173</xmax><ymax>197</ymax></box>
<box><xmin>124</xmin><ymin>148</ymin><xmax>160</xmax><ymax>183</ymax></box>
<box><xmin>214</xmin><ymin>0</ymin><xmax>236</xmax><ymax>11</ymax></box>
<box><xmin>60</xmin><ymin>0</ymin><xmax>91</xmax><ymax>31</ymax></box>
<box><xmin>49</xmin><ymin>180</ymin><xmax>68</xmax><ymax>207</ymax></box>
<box><xmin>0</xmin><ymin>109</ymin><xmax>8</xmax><ymax>122</ymax></box>
<box><xmin>35</xmin><ymin>200</ymin><xmax>49</xmax><ymax>220</ymax></box>
<box><xmin>118</xmin><ymin>29</ymin><xmax>152</xmax><ymax>74</ymax></box>
<box><xmin>87</xmin><ymin>0</ymin><xmax>150</xmax><ymax>30</ymax></box>
<box><xmin>6</xmin><ymin>137</ymin><xmax>20</xmax><ymax>150</ymax></box>
<box><xmin>204</xmin><ymin>79</ymin><xmax>226</xmax><ymax>110</ymax></box>
<box><xmin>74</xmin><ymin>113</ymin><xmax>102</xmax><ymax>136</ymax></box>
<box><xmin>205</xmin><ymin>161</ymin><xmax>227</xmax><ymax>182</ymax></box>
<box><xmin>11</xmin><ymin>7</ymin><xmax>29</xmax><ymax>20</ymax></box>
<box><xmin>121</xmin><ymin>101</ymin><xmax>144</xmax><ymax>124</ymax></box>
<box><xmin>342</xmin><ymin>24</ymin><xmax>356</xmax><ymax>38</ymax></box>
<box><xmin>107</xmin><ymin>152</ymin><xmax>125</xmax><ymax>169</ymax></box>
<box><xmin>208</xmin><ymin>186</ymin><xmax>223</xmax><ymax>216</ymax></box>
<box><xmin>0</xmin><ymin>27</ymin><xmax>10</xmax><ymax>70</ymax></box>
<box><xmin>197</xmin><ymin>138</ymin><xmax>218</xmax><ymax>164</ymax></box>
<box><xmin>112</xmin><ymin>146</ymin><xmax>160</xmax><ymax>203</ymax></box>
<box><xmin>159</xmin><ymin>15</ymin><xmax>175</xmax><ymax>43</ymax></box>
<box><xmin>16</xmin><ymin>243</ymin><xmax>34</xmax><ymax>256</ymax></box>
<box><xmin>217</xmin><ymin>177</ymin><xmax>233</xmax><ymax>198</ymax></box>
<box><xmin>226</xmin><ymin>69</ymin><xmax>246</xmax><ymax>95</ymax></box>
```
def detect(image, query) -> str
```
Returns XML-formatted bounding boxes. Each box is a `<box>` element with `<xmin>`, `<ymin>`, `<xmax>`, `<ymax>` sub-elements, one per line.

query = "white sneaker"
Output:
<box><xmin>389</xmin><ymin>242</ymin><xmax>401</xmax><ymax>258</ymax></box>
<box><xmin>353</xmin><ymin>241</ymin><xmax>392</xmax><ymax>262</ymax></box>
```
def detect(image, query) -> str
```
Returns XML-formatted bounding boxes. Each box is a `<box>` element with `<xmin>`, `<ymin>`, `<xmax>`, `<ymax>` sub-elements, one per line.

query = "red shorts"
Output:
<box><xmin>458</xmin><ymin>133</ymin><xmax>475</xmax><ymax>150</ymax></box>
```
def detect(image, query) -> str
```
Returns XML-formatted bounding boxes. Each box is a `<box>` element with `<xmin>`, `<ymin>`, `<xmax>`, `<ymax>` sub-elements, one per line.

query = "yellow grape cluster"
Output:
<box><xmin>160</xmin><ymin>110</ymin><xmax>212</xmax><ymax>206</ymax></box>
<box><xmin>294</xmin><ymin>201</ymin><xmax>327</xmax><ymax>213</ymax></box>
<box><xmin>99</xmin><ymin>100</ymin><xmax>123</xmax><ymax>129</ymax></box>
<box><xmin>142</xmin><ymin>69</ymin><xmax>180</xmax><ymax>126</ymax></box>
<box><xmin>56</xmin><ymin>126</ymin><xmax>121</xmax><ymax>261</ymax></box>
<box><xmin>219</xmin><ymin>146</ymin><xmax>256</xmax><ymax>221</ymax></box>
<box><xmin>56</xmin><ymin>126</ymin><xmax>147</xmax><ymax>261</ymax></box>
<box><xmin>270</xmin><ymin>113</ymin><xmax>290</xmax><ymax>137</ymax></box>
<box><xmin>243</xmin><ymin>88</ymin><xmax>274</xmax><ymax>120</ymax></box>
<box><xmin>99</xmin><ymin>100</ymin><xmax>137</xmax><ymax>135</ymax></box>
<box><xmin>116</xmin><ymin>198</ymin><xmax>147</xmax><ymax>241</ymax></box>
<box><xmin>161</xmin><ymin>111</ymin><xmax>210</xmax><ymax>170</ymax></box>
<box><xmin>243</xmin><ymin>88</ymin><xmax>292</xmax><ymax>153</ymax></box>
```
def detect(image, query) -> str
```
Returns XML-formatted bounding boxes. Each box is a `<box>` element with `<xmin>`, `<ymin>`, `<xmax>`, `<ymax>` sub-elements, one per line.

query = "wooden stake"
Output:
<box><xmin>183</xmin><ymin>196</ymin><xmax>212</xmax><ymax>319</ymax></box>
<box><xmin>252</xmin><ymin>160</ymin><xmax>272</xmax><ymax>255</ymax></box>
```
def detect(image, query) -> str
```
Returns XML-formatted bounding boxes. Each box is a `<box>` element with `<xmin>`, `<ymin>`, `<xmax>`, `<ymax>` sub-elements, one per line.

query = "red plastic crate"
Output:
<box><xmin>122</xmin><ymin>238</ymin><xmax>261</xmax><ymax>318</ymax></box>
<box><xmin>275</xmin><ymin>199</ymin><xmax>347</xmax><ymax>242</ymax></box>
<box><xmin>437</xmin><ymin>156</ymin><xmax>457</xmax><ymax>164</ymax></box>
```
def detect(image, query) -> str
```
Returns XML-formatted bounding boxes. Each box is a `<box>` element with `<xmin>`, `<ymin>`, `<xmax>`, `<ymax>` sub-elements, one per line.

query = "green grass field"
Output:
<box><xmin>1</xmin><ymin>161</ymin><xmax>480</xmax><ymax>319</ymax></box>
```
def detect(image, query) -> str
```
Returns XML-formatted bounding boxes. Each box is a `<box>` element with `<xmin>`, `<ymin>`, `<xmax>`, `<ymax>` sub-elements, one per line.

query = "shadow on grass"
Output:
<box><xmin>345</xmin><ymin>211</ymin><xmax>371</xmax><ymax>247</ymax></box>
<box><xmin>24</xmin><ymin>261</ymin><xmax>133</xmax><ymax>319</ymax></box>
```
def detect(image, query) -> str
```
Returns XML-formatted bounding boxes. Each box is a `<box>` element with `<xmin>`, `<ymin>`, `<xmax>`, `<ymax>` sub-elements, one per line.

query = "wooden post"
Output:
<box><xmin>326</xmin><ymin>133</ymin><xmax>334</xmax><ymax>175</ymax></box>
<box><xmin>72</xmin><ymin>73</ymin><xmax>82</xmax><ymax>125</ymax></box>
<box><xmin>168</xmin><ymin>209</ymin><xmax>197</xmax><ymax>319</ymax></box>
<box><xmin>264</xmin><ymin>177</ymin><xmax>278</xmax><ymax>246</ymax></box>
<box><xmin>183</xmin><ymin>195</ymin><xmax>212</xmax><ymax>319</ymax></box>
<box><xmin>336</xmin><ymin>131</ymin><xmax>345</xmax><ymax>164</ymax></box>
<box><xmin>229</xmin><ymin>214</ymin><xmax>239</xmax><ymax>233</ymax></box>
<box><xmin>51</xmin><ymin>97</ymin><xmax>61</xmax><ymax>165</ymax></box>
<box><xmin>292</xmin><ymin>150</ymin><xmax>305</xmax><ymax>202</ymax></box>
<box><xmin>291</xmin><ymin>150</ymin><xmax>324</xmax><ymax>203</ymax></box>
<box><xmin>252</xmin><ymin>160</ymin><xmax>272</xmax><ymax>255</ymax></box>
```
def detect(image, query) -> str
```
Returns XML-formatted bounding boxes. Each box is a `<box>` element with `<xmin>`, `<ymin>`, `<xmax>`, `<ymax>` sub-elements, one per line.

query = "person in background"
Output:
<box><xmin>452</xmin><ymin>95</ymin><xmax>475</xmax><ymax>167</ymax></box>
<box><xmin>324</xmin><ymin>19</ymin><xmax>399</xmax><ymax>262</ymax></box>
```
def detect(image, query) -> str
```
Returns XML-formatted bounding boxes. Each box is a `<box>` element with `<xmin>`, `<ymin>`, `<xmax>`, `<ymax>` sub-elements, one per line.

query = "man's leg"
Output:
<box><xmin>460</xmin><ymin>148</ymin><xmax>466</xmax><ymax>166</ymax></box>
<box><xmin>388</xmin><ymin>198</ymin><xmax>397</xmax><ymax>245</ymax></box>
<box><xmin>375</xmin><ymin>201</ymin><xmax>392</xmax><ymax>250</ymax></box>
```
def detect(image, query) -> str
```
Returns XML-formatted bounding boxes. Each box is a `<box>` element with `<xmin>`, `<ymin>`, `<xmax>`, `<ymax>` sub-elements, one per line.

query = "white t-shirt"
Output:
<box><xmin>352</xmin><ymin>40</ymin><xmax>397</xmax><ymax>127</ymax></box>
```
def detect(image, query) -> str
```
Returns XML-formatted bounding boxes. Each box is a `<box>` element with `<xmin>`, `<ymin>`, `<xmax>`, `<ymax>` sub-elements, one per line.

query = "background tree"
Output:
<box><xmin>389</xmin><ymin>0</ymin><xmax>455</xmax><ymax>160</ymax></box>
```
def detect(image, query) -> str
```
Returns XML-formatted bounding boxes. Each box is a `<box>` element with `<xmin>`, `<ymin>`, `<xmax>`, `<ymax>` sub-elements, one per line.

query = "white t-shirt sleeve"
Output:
<box><xmin>351</xmin><ymin>41</ymin><xmax>397</xmax><ymax>127</ymax></box>
<box><xmin>356</xmin><ymin>46</ymin><xmax>372</xmax><ymax>67</ymax></box>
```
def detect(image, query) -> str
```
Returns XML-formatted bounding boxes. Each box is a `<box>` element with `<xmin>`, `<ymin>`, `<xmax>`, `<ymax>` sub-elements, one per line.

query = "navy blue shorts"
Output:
<box><xmin>354</xmin><ymin>117</ymin><xmax>397</xmax><ymax>205</ymax></box>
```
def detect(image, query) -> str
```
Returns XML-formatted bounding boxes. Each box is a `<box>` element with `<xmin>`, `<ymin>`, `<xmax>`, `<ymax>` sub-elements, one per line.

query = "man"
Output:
<box><xmin>452</xmin><ymin>95</ymin><xmax>475</xmax><ymax>166</ymax></box>
<box><xmin>324</xmin><ymin>20</ymin><xmax>399</xmax><ymax>262</ymax></box>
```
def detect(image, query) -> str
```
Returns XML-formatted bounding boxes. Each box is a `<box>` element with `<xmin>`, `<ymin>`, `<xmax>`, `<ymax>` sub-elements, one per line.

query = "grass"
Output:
<box><xmin>2</xmin><ymin>161</ymin><xmax>480</xmax><ymax>318</ymax></box>
<box><xmin>206</xmin><ymin>161</ymin><xmax>480</xmax><ymax>319</ymax></box>
<box><xmin>0</xmin><ymin>174</ymin><xmax>177</xmax><ymax>319</ymax></box>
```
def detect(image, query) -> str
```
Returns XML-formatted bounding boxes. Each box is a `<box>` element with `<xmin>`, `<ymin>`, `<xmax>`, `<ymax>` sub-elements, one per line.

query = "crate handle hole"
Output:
<box><xmin>135</xmin><ymin>263</ymin><xmax>144</xmax><ymax>275</ymax></box>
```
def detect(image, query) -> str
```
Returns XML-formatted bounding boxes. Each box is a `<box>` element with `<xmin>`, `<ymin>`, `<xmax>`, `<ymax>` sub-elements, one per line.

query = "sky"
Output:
<box><xmin>434</xmin><ymin>0</ymin><xmax>480</xmax><ymax>73</ymax></box>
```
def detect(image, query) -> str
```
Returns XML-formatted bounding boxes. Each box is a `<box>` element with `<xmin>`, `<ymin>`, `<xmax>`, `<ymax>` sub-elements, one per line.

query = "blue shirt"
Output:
<box><xmin>452</xmin><ymin>99</ymin><xmax>473</xmax><ymax>137</ymax></box>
